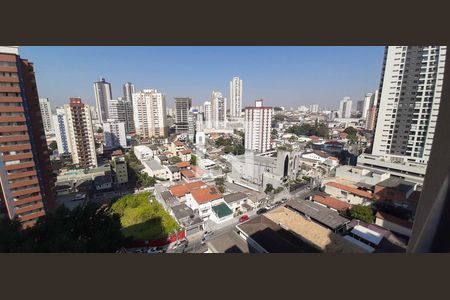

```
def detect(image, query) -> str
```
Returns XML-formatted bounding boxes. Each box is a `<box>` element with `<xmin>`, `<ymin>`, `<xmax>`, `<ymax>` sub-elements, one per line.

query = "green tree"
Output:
<box><xmin>347</xmin><ymin>205</ymin><xmax>374</xmax><ymax>223</ymax></box>
<box><xmin>169</xmin><ymin>156</ymin><xmax>182</xmax><ymax>165</ymax></box>
<box><xmin>215</xmin><ymin>177</ymin><xmax>225</xmax><ymax>193</ymax></box>
<box><xmin>190</xmin><ymin>154</ymin><xmax>197</xmax><ymax>166</ymax></box>
<box><xmin>274</xmin><ymin>187</ymin><xmax>284</xmax><ymax>194</ymax></box>
<box><xmin>0</xmin><ymin>203</ymin><xmax>128</xmax><ymax>252</ymax></box>
<box><xmin>264</xmin><ymin>183</ymin><xmax>274</xmax><ymax>194</ymax></box>
<box><xmin>274</xmin><ymin>114</ymin><xmax>286</xmax><ymax>122</ymax></box>
<box><xmin>49</xmin><ymin>141</ymin><xmax>57</xmax><ymax>152</ymax></box>
<box><xmin>97</xmin><ymin>127</ymin><xmax>103</xmax><ymax>133</ymax></box>
<box><xmin>232</xmin><ymin>144</ymin><xmax>245</xmax><ymax>155</ymax></box>
<box><xmin>137</xmin><ymin>172</ymin><xmax>156</xmax><ymax>188</ymax></box>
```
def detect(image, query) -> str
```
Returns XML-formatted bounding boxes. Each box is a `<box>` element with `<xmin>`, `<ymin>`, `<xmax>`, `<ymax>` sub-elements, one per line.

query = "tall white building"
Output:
<box><xmin>211</xmin><ymin>91</ymin><xmax>226</xmax><ymax>129</ymax></box>
<box><xmin>366</xmin><ymin>90</ymin><xmax>379</xmax><ymax>130</ymax></box>
<box><xmin>104</xmin><ymin>120</ymin><xmax>127</xmax><ymax>148</ymax></box>
<box><xmin>52</xmin><ymin>107</ymin><xmax>72</xmax><ymax>155</ymax></box>
<box><xmin>64</xmin><ymin>98</ymin><xmax>97</xmax><ymax>168</ymax></box>
<box><xmin>229</xmin><ymin>77</ymin><xmax>243</xmax><ymax>117</ymax></box>
<box><xmin>122</xmin><ymin>82</ymin><xmax>135</xmax><ymax>101</ymax></box>
<box><xmin>93</xmin><ymin>77</ymin><xmax>112</xmax><ymax>123</ymax></box>
<box><xmin>39</xmin><ymin>98</ymin><xmax>54</xmax><ymax>135</ymax></box>
<box><xmin>203</xmin><ymin>101</ymin><xmax>212</xmax><ymax>129</ymax></box>
<box><xmin>362</xmin><ymin>92</ymin><xmax>373</xmax><ymax>119</ymax></box>
<box><xmin>338</xmin><ymin>97</ymin><xmax>352</xmax><ymax>118</ymax></box>
<box><xmin>132</xmin><ymin>89</ymin><xmax>167</xmax><ymax>138</ymax></box>
<box><xmin>371</xmin><ymin>46</ymin><xmax>447</xmax><ymax>164</ymax></box>
<box><xmin>309</xmin><ymin>104</ymin><xmax>319</xmax><ymax>113</ymax></box>
<box><xmin>244</xmin><ymin>99</ymin><xmax>273</xmax><ymax>153</ymax></box>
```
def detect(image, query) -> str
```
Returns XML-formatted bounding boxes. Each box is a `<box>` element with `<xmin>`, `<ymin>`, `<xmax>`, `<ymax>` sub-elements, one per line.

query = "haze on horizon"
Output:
<box><xmin>20</xmin><ymin>46</ymin><xmax>385</xmax><ymax>110</ymax></box>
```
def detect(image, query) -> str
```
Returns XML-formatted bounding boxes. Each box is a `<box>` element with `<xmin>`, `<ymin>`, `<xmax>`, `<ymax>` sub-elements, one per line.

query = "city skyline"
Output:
<box><xmin>20</xmin><ymin>46</ymin><xmax>384</xmax><ymax>109</ymax></box>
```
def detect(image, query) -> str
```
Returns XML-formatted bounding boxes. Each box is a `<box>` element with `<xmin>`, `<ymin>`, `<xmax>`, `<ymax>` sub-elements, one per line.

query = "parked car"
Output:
<box><xmin>239</xmin><ymin>215</ymin><xmax>250</xmax><ymax>223</ymax></box>
<box><xmin>257</xmin><ymin>208</ymin><xmax>268</xmax><ymax>215</ymax></box>
<box><xmin>147</xmin><ymin>247</ymin><xmax>163</xmax><ymax>254</ymax></box>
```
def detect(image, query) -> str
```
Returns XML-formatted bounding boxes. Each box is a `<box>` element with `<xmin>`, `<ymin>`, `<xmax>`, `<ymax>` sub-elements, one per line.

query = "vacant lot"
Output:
<box><xmin>111</xmin><ymin>192</ymin><xmax>180</xmax><ymax>240</ymax></box>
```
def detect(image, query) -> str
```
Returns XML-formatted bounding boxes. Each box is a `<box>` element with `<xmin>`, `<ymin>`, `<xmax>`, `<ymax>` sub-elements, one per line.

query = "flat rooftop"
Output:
<box><xmin>285</xmin><ymin>199</ymin><xmax>350</xmax><ymax>230</ymax></box>
<box><xmin>265</xmin><ymin>207</ymin><xmax>364</xmax><ymax>253</ymax></box>
<box><xmin>237</xmin><ymin>214</ymin><xmax>320</xmax><ymax>253</ymax></box>
<box><xmin>207</xmin><ymin>230</ymin><xmax>254</xmax><ymax>253</ymax></box>
<box><xmin>377</xmin><ymin>177</ymin><xmax>416</xmax><ymax>191</ymax></box>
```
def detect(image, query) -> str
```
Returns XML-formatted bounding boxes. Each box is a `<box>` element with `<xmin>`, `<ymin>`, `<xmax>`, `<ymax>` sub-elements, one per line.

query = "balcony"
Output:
<box><xmin>4</xmin><ymin>161</ymin><xmax>35</xmax><ymax>171</ymax></box>
<box><xmin>0</xmin><ymin>134</ymin><xmax>29</xmax><ymax>143</ymax></box>
<box><xmin>18</xmin><ymin>209</ymin><xmax>46</xmax><ymax>223</ymax></box>
<box><xmin>2</xmin><ymin>152</ymin><xmax>33</xmax><ymax>162</ymax></box>
<box><xmin>10</xmin><ymin>186</ymin><xmax>40</xmax><ymax>198</ymax></box>
<box><xmin>0</xmin><ymin>125</ymin><xmax>28</xmax><ymax>133</ymax></box>
<box><xmin>14</xmin><ymin>202</ymin><xmax>44</xmax><ymax>215</ymax></box>
<box><xmin>0</xmin><ymin>86</ymin><xmax>21</xmax><ymax>93</ymax></box>
<box><xmin>0</xmin><ymin>143</ymin><xmax>31</xmax><ymax>152</ymax></box>
<box><xmin>8</xmin><ymin>178</ymin><xmax>39</xmax><ymax>189</ymax></box>
<box><xmin>0</xmin><ymin>96</ymin><xmax>22</xmax><ymax>103</ymax></box>
<box><xmin>0</xmin><ymin>116</ymin><xmax>26</xmax><ymax>123</ymax></box>
<box><xmin>6</xmin><ymin>170</ymin><xmax>37</xmax><ymax>180</ymax></box>
<box><xmin>12</xmin><ymin>194</ymin><xmax>42</xmax><ymax>206</ymax></box>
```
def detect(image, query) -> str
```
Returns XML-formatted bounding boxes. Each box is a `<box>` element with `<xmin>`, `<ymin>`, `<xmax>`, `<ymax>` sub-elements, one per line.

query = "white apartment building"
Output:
<box><xmin>244</xmin><ymin>99</ymin><xmax>273</xmax><ymax>153</ymax></box>
<box><xmin>93</xmin><ymin>77</ymin><xmax>113</xmax><ymax>123</ymax></box>
<box><xmin>229</xmin><ymin>77</ymin><xmax>243</xmax><ymax>117</ymax></box>
<box><xmin>203</xmin><ymin>101</ymin><xmax>212</xmax><ymax>129</ymax></box>
<box><xmin>122</xmin><ymin>82</ymin><xmax>135</xmax><ymax>101</ymax></box>
<box><xmin>103</xmin><ymin>120</ymin><xmax>127</xmax><ymax>148</ymax></box>
<box><xmin>371</xmin><ymin>46</ymin><xmax>447</xmax><ymax>165</ymax></box>
<box><xmin>108</xmin><ymin>97</ymin><xmax>134</xmax><ymax>134</ymax></box>
<box><xmin>52</xmin><ymin>106</ymin><xmax>72</xmax><ymax>155</ymax></box>
<box><xmin>338</xmin><ymin>97</ymin><xmax>352</xmax><ymax>118</ymax></box>
<box><xmin>39</xmin><ymin>98</ymin><xmax>54</xmax><ymax>135</ymax></box>
<box><xmin>211</xmin><ymin>91</ymin><xmax>226</xmax><ymax>129</ymax></box>
<box><xmin>361</xmin><ymin>93</ymin><xmax>373</xmax><ymax>119</ymax></box>
<box><xmin>309</xmin><ymin>104</ymin><xmax>319</xmax><ymax>113</ymax></box>
<box><xmin>132</xmin><ymin>89</ymin><xmax>168</xmax><ymax>138</ymax></box>
<box><xmin>64</xmin><ymin>98</ymin><xmax>97</xmax><ymax>168</ymax></box>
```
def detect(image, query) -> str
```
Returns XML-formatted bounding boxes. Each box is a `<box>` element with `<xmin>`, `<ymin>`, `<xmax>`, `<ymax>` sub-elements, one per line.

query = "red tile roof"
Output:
<box><xmin>326</xmin><ymin>182</ymin><xmax>374</xmax><ymax>199</ymax></box>
<box><xmin>169</xmin><ymin>181</ymin><xmax>206</xmax><ymax>197</ymax></box>
<box><xmin>181</xmin><ymin>170</ymin><xmax>195</xmax><ymax>178</ymax></box>
<box><xmin>174</xmin><ymin>140</ymin><xmax>184</xmax><ymax>147</ymax></box>
<box><xmin>313</xmin><ymin>195</ymin><xmax>351</xmax><ymax>212</ymax></box>
<box><xmin>163</xmin><ymin>151</ymin><xmax>173</xmax><ymax>155</ymax></box>
<box><xmin>375</xmin><ymin>211</ymin><xmax>413</xmax><ymax>229</ymax></box>
<box><xmin>180</xmin><ymin>149</ymin><xmax>192</xmax><ymax>155</ymax></box>
<box><xmin>176</xmin><ymin>161</ymin><xmax>190</xmax><ymax>168</ymax></box>
<box><xmin>191</xmin><ymin>187</ymin><xmax>223</xmax><ymax>204</ymax></box>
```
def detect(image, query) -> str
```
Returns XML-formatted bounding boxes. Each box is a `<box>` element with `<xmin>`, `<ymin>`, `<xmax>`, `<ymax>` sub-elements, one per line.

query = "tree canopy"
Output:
<box><xmin>0</xmin><ymin>202</ymin><xmax>128</xmax><ymax>252</ymax></box>
<box><xmin>287</xmin><ymin>122</ymin><xmax>329</xmax><ymax>138</ymax></box>
<box><xmin>346</xmin><ymin>205</ymin><xmax>374</xmax><ymax>224</ymax></box>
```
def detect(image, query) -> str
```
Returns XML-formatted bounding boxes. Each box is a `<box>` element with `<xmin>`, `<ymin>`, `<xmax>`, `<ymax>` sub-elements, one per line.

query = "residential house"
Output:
<box><xmin>179</xmin><ymin>149</ymin><xmax>192</xmax><ymax>162</ymax></box>
<box><xmin>375</xmin><ymin>211</ymin><xmax>413</xmax><ymax>238</ymax></box>
<box><xmin>142</xmin><ymin>159</ymin><xmax>168</xmax><ymax>179</ymax></box>
<box><xmin>223</xmin><ymin>192</ymin><xmax>251</xmax><ymax>215</ymax></box>
<box><xmin>166</xmin><ymin>165</ymin><xmax>181</xmax><ymax>182</ymax></box>
<box><xmin>169</xmin><ymin>181</ymin><xmax>207</xmax><ymax>202</ymax></box>
<box><xmin>324</xmin><ymin>181</ymin><xmax>374</xmax><ymax>206</ymax></box>
<box><xmin>185</xmin><ymin>186</ymin><xmax>232</xmax><ymax>222</ymax></box>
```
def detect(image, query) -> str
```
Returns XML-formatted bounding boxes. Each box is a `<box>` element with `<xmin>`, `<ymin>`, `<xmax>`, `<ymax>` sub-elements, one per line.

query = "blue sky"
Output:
<box><xmin>20</xmin><ymin>46</ymin><xmax>385</xmax><ymax>109</ymax></box>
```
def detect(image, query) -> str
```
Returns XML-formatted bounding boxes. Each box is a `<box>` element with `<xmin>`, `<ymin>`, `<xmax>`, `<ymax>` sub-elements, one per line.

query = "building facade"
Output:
<box><xmin>203</xmin><ymin>101</ymin><xmax>212</xmax><ymax>129</ymax></box>
<box><xmin>39</xmin><ymin>98</ymin><xmax>54</xmax><ymax>135</ymax></box>
<box><xmin>103</xmin><ymin>120</ymin><xmax>127</xmax><ymax>148</ymax></box>
<box><xmin>211</xmin><ymin>91</ymin><xmax>226</xmax><ymax>129</ymax></box>
<box><xmin>132</xmin><ymin>89</ymin><xmax>168</xmax><ymax>138</ymax></box>
<box><xmin>52</xmin><ymin>106</ymin><xmax>72</xmax><ymax>155</ymax></box>
<box><xmin>93</xmin><ymin>77</ymin><xmax>112</xmax><ymax>123</ymax></box>
<box><xmin>122</xmin><ymin>82</ymin><xmax>135</xmax><ymax>101</ymax></box>
<box><xmin>338</xmin><ymin>97</ymin><xmax>352</xmax><ymax>118</ymax></box>
<box><xmin>244</xmin><ymin>99</ymin><xmax>273</xmax><ymax>153</ymax></box>
<box><xmin>365</xmin><ymin>90</ymin><xmax>379</xmax><ymax>130</ymax></box>
<box><xmin>371</xmin><ymin>46</ymin><xmax>447</xmax><ymax>165</ymax></box>
<box><xmin>64</xmin><ymin>98</ymin><xmax>98</xmax><ymax>168</ymax></box>
<box><xmin>229</xmin><ymin>77</ymin><xmax>243</xmax><ymax>117</ymax></box>
<box><xmin>175</xmin><ymin>97</ymin><xmax>192</xmax><ymax>134</ymax></box>
<box><xmin>0</xmin><ymin>46</ymin><xmax>56</xmax><ymax>227</ymax></box>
